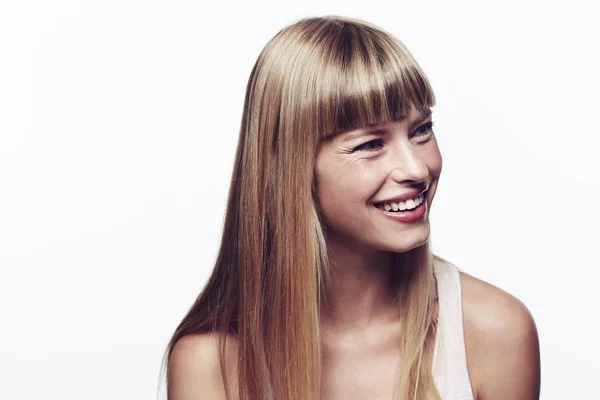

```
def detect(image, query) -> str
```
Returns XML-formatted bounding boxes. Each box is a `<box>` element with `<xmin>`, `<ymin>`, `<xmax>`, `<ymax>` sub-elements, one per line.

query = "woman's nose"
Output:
<box><xmin>388</xmin><ymin>144</ymin><xmax>429</xmax><ymax>184</ymax></box>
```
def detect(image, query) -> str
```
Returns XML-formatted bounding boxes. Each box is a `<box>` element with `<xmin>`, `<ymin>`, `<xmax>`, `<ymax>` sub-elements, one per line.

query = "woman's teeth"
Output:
<box><xmin>377</xmin><ymin>193</ymin><xmax>424</xmax><ymax>212</ymax></box>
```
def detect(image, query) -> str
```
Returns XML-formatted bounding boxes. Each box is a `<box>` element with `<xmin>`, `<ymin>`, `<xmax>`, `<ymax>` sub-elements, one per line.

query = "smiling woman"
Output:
<box><xmin>316</xmin><ymin>109</ymin><xmax>440</xmax><ymax>247</ymax></box>
<box><xmin>160</xmin><ymin>16</ymin><xmax>540</xmax><ymax>400</ymax></box>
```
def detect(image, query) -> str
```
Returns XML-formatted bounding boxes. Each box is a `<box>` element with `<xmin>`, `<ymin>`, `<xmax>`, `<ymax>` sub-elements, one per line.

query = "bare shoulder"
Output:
<box><xmin>459</xmin><ymin>271</ymin><xmax>540</xmax><ymax>400</ymax></box>
<box><xmin>168</xmin><ymin>332</ymin><xmax>239</xmax><ymax>400</ymax></box>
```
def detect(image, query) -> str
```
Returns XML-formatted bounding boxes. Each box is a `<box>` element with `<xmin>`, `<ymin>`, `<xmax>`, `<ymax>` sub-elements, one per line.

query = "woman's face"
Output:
<box><xmin>314</xmin><ymin>105</ymin><xmax>442</xmax><ymax>253</ymax></box>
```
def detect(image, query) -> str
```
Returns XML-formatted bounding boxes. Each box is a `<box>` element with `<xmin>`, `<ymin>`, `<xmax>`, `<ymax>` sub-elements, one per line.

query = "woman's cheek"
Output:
<box><xmin>424</xmin><ymin>139</ymin><xmax>443</xmax><ymax>178</ymax></box>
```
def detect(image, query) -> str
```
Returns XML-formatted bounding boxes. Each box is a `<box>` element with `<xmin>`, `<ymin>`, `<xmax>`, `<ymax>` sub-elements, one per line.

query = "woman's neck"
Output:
<box><xmin>319</xmin><ymin>235</ymin><xmax>400</xmax><ymax>331</ymax></box>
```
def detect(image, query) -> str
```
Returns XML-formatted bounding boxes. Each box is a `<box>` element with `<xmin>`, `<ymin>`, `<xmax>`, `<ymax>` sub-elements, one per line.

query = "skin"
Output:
<box><xmin>316</xmin><ymin>107</ymin><xmax>440</xmax><ymax>317</ymax></box>
<box><xmin>314</xmin><ymin>106</ymin><xmax>441</xmax><ymax>399</ymax></box>
<box><xmin>168</xmin><ymin>106</ymin><xmax>541</xmax><ymax>399</ymax></box>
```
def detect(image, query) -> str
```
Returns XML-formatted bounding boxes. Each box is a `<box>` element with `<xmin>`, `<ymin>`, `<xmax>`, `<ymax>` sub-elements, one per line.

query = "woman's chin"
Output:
<box><xmin>376</xmin><ymin>229</ymin><xmax>431</xmax><ymax>253</ymax></box>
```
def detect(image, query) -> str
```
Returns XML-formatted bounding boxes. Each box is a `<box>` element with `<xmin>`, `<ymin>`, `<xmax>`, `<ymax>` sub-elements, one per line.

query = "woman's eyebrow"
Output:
<box><xmin>341</xmin><ymin>128</ymin><xmax>388</xmax><ymax>143</ymax></box>
<box><xmin>410</xmin><ymin>110</ymin><xmax>433</xmax><ymax>128</ymax></box>
<box><xmin>341</xmin><ymin>111</ymin><xmax>433</xmax><ymax>142</ymax></box>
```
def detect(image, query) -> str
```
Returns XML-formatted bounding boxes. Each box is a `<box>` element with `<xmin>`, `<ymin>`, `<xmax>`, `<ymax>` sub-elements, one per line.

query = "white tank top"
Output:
<box><xmin>431</xmin><ymin>258</ymin><xmax>475</xmax><ymax>400</ymax></box>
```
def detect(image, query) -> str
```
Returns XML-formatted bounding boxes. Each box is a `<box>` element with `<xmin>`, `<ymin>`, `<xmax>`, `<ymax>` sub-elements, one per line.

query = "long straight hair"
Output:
<box><xmin>161</xmin><ymin>16</ymin><xmax>440</xmax><ymax>400</ymax></box>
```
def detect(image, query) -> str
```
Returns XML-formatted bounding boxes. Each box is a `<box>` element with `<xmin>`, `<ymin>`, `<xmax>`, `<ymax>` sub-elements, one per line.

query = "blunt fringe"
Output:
<box><xmin>160</xmin><ymin>16</ymin><xmax>441</xmax><ymax>400</ymax></box>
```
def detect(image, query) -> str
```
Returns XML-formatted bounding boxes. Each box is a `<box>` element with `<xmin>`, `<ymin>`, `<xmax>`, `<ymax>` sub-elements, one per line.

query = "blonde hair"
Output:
<box><xmin>161</xmin><ymin>16</ymin><xmax>441</xmax><ymax>400</ymax></box>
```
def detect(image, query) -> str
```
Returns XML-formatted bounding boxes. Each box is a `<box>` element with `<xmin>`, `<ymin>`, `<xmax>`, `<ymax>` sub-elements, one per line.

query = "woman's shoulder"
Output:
<box><xmin>169</xmin><ymin>332</ymin><xmax>239</xmax><ymax>400</ymax></box>
<box><xmin>456</xmin><ymin>266</ymin><xmax>541</xmax><ymax>399</ymax></box>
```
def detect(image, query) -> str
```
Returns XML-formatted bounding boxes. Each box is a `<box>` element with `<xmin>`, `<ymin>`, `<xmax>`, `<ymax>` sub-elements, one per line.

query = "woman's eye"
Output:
<box><xmin>354</xmin><ymin>139</ymin><xmax>383</xmax><ymax>152</ymax></box>
<box><xmin>414</xmin><ymin>121</ymin><xmax>434</xmax><ymax>137</ymax></box>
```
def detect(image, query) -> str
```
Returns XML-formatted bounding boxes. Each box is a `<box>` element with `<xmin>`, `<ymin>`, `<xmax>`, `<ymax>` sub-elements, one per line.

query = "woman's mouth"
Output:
<box><xmin>372</xmin><ymin>190</ymin><xmax>428</xmax><ymax>223</ymax></box>
<box><xmin>374</xmin><ymin>191</ymin><xmax>425</xmax><ymax>212</ymax></box>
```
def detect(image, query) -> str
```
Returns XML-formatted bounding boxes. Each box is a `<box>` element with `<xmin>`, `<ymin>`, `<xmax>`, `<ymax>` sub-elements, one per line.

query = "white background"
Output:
<box><xmin>1</xmin><ymin>0</ymin><xmax>598</xmax><ymax>399</ymax></box>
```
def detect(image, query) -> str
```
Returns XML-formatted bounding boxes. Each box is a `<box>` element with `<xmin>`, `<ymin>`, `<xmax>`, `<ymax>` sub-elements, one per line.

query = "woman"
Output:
<box><xmin>162</xmin><ymin>16</ymin><xmax>540</xmax><ymax>399</ymax></box>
